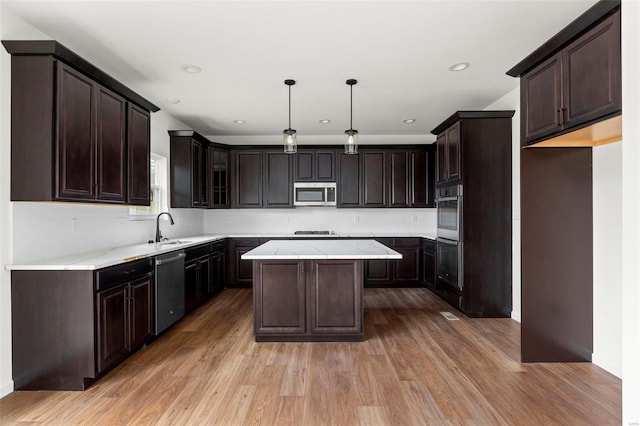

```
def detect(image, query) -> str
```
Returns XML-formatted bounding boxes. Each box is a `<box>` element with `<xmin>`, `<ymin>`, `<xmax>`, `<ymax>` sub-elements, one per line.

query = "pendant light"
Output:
<box><xmin>283</xmin><ymin>79</ymin><xmax>297</xmax><ymax>154</ymax></box>
<box><xmin>344</xmin><ymin>79</ymin><xmax>359</xmax><ymax>154</ymax></box>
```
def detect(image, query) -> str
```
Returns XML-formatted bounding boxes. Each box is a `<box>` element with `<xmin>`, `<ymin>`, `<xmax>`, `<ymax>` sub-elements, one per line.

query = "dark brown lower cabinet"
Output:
<box><xmin>184</xmin><ymin>261</ymin><xmax>199</xmax><ymax>312</ymax></box>
<box><xmin>96</xmin><ymin>284</ymin><xmax>129</xmax><ymax>373</ymax></box>
<box><xmin>96</xmin><ymin>275</ymin><xmax>153</xmax><ymax>374</ymax></box>
<box><xmin>394</xmin><ymin>247</ymin><xmax>421</xmax><ymax>285</ymax></box>
<box><xmin>422</xmin><ymin>239</ymin><xmax>436</xmax><ymax>290</ymax></box>
<box><xmin>226</xmin><ymin>238</ymin><xmax>262</xmax><ymax>287</ymax></box>
<box><xmin>11</xmin><ymin>258</ymin><xmax>154</xmax><ymax>391</ymax></box>
<box><xmin>210</xmin><ymin>241</ymin><xmax>226</xmax><ymax>293</ymax></box>
<box><xmin>364</xmin><ymin>237</ymin><xmax>423</xmax><ymax>287</ymax></box>
<box><xmin>184</xmin><ymin>243</ymin><xmax>215</xmax><ymax>312</ymax></box>
<box><xmin>253</xmin><ymin>259</ymin><xmax>363</xmax><ymax>342</ymax></box>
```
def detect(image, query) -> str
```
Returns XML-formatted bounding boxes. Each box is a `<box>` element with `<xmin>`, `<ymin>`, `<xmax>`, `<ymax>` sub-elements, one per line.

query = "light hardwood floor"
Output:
<box><xmin>0</xmin><ymin>288</ymin><xmax>621</xmax><ymax>425</ymax></box>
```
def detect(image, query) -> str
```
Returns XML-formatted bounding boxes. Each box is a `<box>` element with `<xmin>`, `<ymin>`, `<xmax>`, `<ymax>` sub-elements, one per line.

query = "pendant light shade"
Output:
<box><xmin>344</xmin><ymin>79</ymin><xmax>358</xmax><ymax>154</ymax></box>
<box><xmin>283</xmin><ymin>79</ymin><xmax>297</xmax><ymax>154</ymax></box>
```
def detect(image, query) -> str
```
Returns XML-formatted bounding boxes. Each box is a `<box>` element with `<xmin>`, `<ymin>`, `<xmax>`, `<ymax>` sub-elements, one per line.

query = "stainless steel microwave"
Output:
<box><xmin>294</xmin><ymin>182</ymin><xmax>337</xmax><ymax>206</ymax></box>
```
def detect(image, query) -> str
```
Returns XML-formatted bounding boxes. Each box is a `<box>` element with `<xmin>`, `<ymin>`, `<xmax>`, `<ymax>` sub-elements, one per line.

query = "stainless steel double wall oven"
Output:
<box><xmin>436</xmin><ymin>185</ymin><xmax>463</xmax><ymax>292</ymax></box>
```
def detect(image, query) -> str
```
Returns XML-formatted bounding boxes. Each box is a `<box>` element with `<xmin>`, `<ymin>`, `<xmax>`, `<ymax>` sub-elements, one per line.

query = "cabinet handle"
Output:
<box><xmin>557</xmin><ymin>109</ymin><xmax>562</xmax><ymax>126</ymax></box>
<box><xmin>561</xmin><ymin>107</ymin><xmax>567</xmax><ymax>124</ymax></box>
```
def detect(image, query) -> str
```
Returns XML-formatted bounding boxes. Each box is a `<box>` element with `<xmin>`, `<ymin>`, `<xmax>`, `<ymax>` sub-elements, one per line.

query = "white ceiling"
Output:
<box><xmin>3</xmin><ymin>0</ymin><xmax>598</xmax><ymax>145</ymax></box>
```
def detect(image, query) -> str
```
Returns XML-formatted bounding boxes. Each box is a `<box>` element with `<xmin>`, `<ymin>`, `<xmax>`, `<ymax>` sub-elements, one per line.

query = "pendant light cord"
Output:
<box><xmin>288</xmin><ymin>84</ymin><xmax>292</xmax><ymax>129</ymax></box>
<box><xmin>350</xmin><ymin>84</ymin><xmax>353</xmax><ymax>130</ymax></box>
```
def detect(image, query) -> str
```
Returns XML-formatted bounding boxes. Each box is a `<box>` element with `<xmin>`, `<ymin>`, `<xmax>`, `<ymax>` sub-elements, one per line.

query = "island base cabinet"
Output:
<box><xmin>309</xmin><ymin>261</ymin><xmax>362</xmax><ymax>335</ymax></box>
<box><xmin>253</xmin><ymin>259</ymin><xmax>363</xmax><ymax>342</ymax></box>
<box><xmin>254</xmin><ymin>261</ymin><xmax>306</xmax><ymax>334</ymax></box>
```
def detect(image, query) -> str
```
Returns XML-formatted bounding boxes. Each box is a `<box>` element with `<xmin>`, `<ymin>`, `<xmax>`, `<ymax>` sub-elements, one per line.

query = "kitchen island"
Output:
<box><xmin>242</xmin><ymin>239</ymin><xmax>401</xmax><ymax>342</ymax></box>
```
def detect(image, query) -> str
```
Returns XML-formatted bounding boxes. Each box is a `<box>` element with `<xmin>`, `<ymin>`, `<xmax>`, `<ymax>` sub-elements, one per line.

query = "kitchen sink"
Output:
<box><xmin>159</xmin><ymin>240</ymin><xmax>192</xmax><ymax>245</ymax></box>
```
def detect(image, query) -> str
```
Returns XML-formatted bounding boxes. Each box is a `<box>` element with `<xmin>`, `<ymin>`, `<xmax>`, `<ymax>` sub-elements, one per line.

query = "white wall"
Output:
<box><xmin>0</xmin><ymin>2</ymin><xmax>14</xmax><ymax>399</ymax></box>
<box><xmin>0</xmin><ymin>7</ymin><xmax>202</xmax><ymax>397</ymax></box>
<box><xmin>621</xmin><ymin>0</ymin><xmax>640</xmax><ymax>422</ymax></box>
<box><xmin>483</xmin><ymin>88</ymin><xmax>521</xmax><ymax>322</ymax></box>
<box><xmin>592</xmin><ymin>142</ymin><xmax>622</xmax><ymax>378</ymax></box>
<box><xmin>204</xmin><ymin>208</ymin><xmax>436</xmax><ymax>235</ymax></box>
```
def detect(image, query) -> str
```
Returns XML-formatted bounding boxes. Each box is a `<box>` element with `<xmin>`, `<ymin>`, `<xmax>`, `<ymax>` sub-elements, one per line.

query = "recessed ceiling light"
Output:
<box><xmin>319</xmin><ymin>119</ymin><xmax>331</xmax><ymax>124</ymax></box>
<box><xmin>448</xmin><ymin>62</ymin><xmax>470</xmax><ymax>72</ymax></box>
<box><xmin>402</xmin><ymin>119</ymin><xmax>416</xmax><ymax>123</ymax></box>
<box><xmin>164</xmin><ymin>97</ymin><xmax>181</xmax><ymax>104</ymax></box>
<box><xmin>233</xmin><ymin>120</ymin><xmax>246</xmax><ymax>124</ymax></box>
<box><xmin>181</xmin><ymin>64</ymin><xmax>202</xmax><ymax>74</ymax></box>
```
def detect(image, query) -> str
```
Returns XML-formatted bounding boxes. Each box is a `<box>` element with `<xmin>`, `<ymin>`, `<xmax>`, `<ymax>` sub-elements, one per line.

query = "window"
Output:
<box><xmin>129</xmin><ymin>153</ymin><xmax>168</xmax><ymax>219</ymax></box>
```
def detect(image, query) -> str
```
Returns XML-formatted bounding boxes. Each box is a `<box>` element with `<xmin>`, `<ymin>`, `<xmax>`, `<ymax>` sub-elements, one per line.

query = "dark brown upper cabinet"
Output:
<box><xmin>410</xmin><ymin>149</ymin><xmax>436</xmax><ymax>208</ymax></box>
<box><xmin>209</xmin><ymin>148</ymin><xmax>230</xmax><ymax>209</ymax></box>
<box><xmin>337</xmin><ymin>152</ymin><xmax>362</xmax><ymax>207</ymax></box>
<box><xmin>508</xmin><ymin>6</ymin><xmax>621</xmax><ymax>146</ymax></box>
<box><xmin>169</xmin><ymin>131</ymin><xmax>210</xmax><ymax>208</ymax></box>
<box><xmin>97</xmin><ymin>86</ymin><xmax>127</xmax><ymax>203</ymax></box>
<box><xmin>232</xmin><ymin>150</ymin><xmax>264</xmax><ymax>208</ymax></box>
<box><xmin>389</xmin><ymin>151</ymin><xmax>410</xmax><ymax>207</ymax></box>
<box><xmin>264</xmin><ymin>151</ymin><xmax>293</xmax><ymax>208</ymax></box>
<box><xmin>127</xmin><ymin>104</ymin><xmax>151</xmax><ymax>205</ymax></box>
<box><xmin>294</xmin><ymin>150</ymin><xmax>336</xmax><ymax>182</ymax></box>
<box><xmin>172</xmin><ymin>144</ymin><xmax>433</xmax><ymax>210</ymax></box>
<box><xmin>56</xmin><ymin>63</ymin><xmax>97</xmax><ymax>201</ymax></box>
<box><xmin>388</xmin><ymin>150</ymin><xmax>435</xmax><ymax>208</ymax></box>
<box><xmin>435</xmin><ymin>122</ymin><xmax>461</xmax><ymax>185</ymax></box>
<box><xmin>338</xmin><ymin>146</ymin><xmax>434</xmax><ymax>208</ymax></box>
<box><xmin>361</xmin><ymin>150</ymin><xmax>387</xmax><ymax>207</ymax></box>
<box><xmin>191</xmin><ymin>140</ymin><xmax>209</xmax><ymax>207</ymax></box>
<box><xmin>3</xmin><ymin>41</ymin><xmax>157</xmax><ymax>205</ymax></box>
<box><xmin>169</xmin><ymin>131</ymin><xmax>230</xmax><ymax>209</ymax></box>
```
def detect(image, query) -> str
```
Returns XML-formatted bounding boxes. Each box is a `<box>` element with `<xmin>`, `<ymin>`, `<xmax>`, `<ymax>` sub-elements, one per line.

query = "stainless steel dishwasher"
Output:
<box><xmin>154</xmin><ymin>250</ymin><xmax>186</xmax><ymax>335</ymax></box>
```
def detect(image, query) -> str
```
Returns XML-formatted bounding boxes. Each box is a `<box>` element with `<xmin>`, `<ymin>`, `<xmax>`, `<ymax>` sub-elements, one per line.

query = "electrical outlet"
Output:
<box><xmin>354</xmin><ymin>215</ymin><xmax>360</xmax><ymax>223</ymax></box>
<box><xmin>411</xmin><ymin>215</ymin><xmax>418</xmax><ymax>223</ymax></box>
<box><xmin>71</xmin><ymin>218</ymin><xmax>79</xmax><ymax>232</ymax></box>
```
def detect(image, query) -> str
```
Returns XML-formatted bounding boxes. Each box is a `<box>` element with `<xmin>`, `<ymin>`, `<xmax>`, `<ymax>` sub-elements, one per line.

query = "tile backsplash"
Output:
<box><xmin>204</xmin><ymin>208</ymin><xmax>436</xmax><ymax>235</ymax></box>
<box><xmin>12</xmin><ymin>202</ymin><xmax>203</xmax><ymax>263</ymax></box>
<box><xmin>12</xmin><ymin>203</ymin><xmax>437</xmax><ymax>263</ymax></box>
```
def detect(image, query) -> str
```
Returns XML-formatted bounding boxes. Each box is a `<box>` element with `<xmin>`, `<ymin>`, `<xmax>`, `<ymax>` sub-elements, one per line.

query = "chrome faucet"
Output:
<box><xmin>155</xmin><ymin>212</ymin><xmax>175</xmax><ymax>243</ymax></box>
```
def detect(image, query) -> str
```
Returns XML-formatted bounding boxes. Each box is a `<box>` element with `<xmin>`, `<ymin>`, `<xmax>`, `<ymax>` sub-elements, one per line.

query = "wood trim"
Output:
<box><xmin>2</xmin><ymin>40</ymin><xmax>159</xmax><ymax>112</ymax></box>
<box><xmin>430</xmin><ymin>111</ymin><xmax>515</xmax><ymax>135</ymax></box>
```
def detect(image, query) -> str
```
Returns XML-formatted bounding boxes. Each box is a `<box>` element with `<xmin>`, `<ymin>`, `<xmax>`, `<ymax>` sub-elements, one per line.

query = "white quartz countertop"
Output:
<box><xmin>241</xmin><ymin>239</ymin><xmax>402</xmax><ymax>260</ymax></box>
<box><xmin>7</xmin><ymin>232</ymin><xmax>432</xmax><ymax>270</ymax></box>
<box><xmin>6</xmin><ymin>235</ymin><xmax>227</xmax><ymax>271</ymax></box>
<box><xmin>228</xmin><ymin>232</ymin><xmax>436</xmax><ymax>239</ymax></box>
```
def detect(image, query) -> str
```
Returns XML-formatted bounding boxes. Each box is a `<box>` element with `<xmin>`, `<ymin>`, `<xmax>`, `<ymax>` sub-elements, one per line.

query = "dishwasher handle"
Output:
<box><xmin>156</xmin><ymin>252</ymin><xmax>186</xmax><ymax>265</ymax></box>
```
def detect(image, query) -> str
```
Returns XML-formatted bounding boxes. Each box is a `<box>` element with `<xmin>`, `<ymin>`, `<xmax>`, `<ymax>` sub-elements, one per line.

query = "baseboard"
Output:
<box><xmin>511</xmin><ymin>310</ymin><xmax>521</xmax><ymax>322</ymax></box>
<box><xmin>0</xmin><ymin>379</ymin><xmax>14</xmax><ymax>398</ymax></box>
<box><xmin>592</xmin><ymin>354</ymin><xmax>622</xmax><ymax>379</ymax></box>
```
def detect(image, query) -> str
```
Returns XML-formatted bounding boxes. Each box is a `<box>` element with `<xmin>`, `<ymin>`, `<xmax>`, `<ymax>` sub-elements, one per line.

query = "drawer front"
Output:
<box><xmin>421</xmin><ymin>237</ymin><xmax>436</xmax><ymax>252</ymax></box>
<box><xmin>211</xmin><ymin>239</ymin><xmax>226</xmax><ymax>253</ymax></box>
<box><xmin>96</xmin><ymin>258</ymin><xmax>153</xmax><ymax>291</ymax></box>
<box><xmin>185</xmin><ymin>243</ymin><xmax>211</xmax><ymax>262</ymax></box>
<box><xmin>233</xmin><ymin>238</ymin><xmax>261</xmax><ymax>247</ymax></box>
<box><xmin>393</xmin><ymin>237</ymin><xmax>421</xmax><ymax>247</ymax></box>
